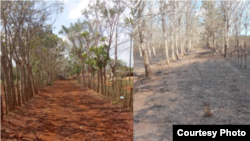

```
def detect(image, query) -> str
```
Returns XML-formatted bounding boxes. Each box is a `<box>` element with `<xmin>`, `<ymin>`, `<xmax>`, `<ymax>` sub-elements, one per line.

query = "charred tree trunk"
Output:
<box><xmin>141</xmin><ymin>42</ymin><xmax>152</xmax><ymax>77</ymax></box>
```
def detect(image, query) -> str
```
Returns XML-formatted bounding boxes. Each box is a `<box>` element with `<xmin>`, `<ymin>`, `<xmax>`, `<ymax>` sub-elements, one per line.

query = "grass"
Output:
<box><xmin>112</xmin><ymin>101</ymin><xmax>118</xmax><ymax>105</ymax></box>
<box><xmin>122</xmin><ymin>79</ymin><xmax>133</xmax><ymax>87</ymax></box>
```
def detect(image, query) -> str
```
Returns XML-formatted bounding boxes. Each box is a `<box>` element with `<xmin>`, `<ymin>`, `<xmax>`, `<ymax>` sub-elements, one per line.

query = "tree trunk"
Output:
<box><xmin>175</xmin><ymin>33</ymin><xmax>179</xmax><ymax>59</ymax></box>
<box><xmin>141</xmin><ymin>42</ymin><xmax>152</xmax><ymax>77</ymax></box>
<box><xmin>161</xmin><ymin>8</ymin><xmax>170</xmax><ymax>65</ymax></box>
<box><xmin>147</xmin><ymin>42</ymin><xmax>152</xmax><ymax>59</ymax></box>
<box><xmin>164</xmin><ymin>39</ymin><xmax>170</xmax><ymax>64</ymax></box>
<box><xmin>77</xmin><ymin>71</ymin><xmax>80</xmax><ymax>84</ymax></box>
<box><xmin>88</xmin><ymin>69</ymin><xmax>91</xmax><ymax>88</ymax></box>
<box><xmin>82</xmin><ymin>69</ymin><xmax>84</xmax><ymax>87</ymax></box>
<box><xmin>103</xmin><ymin>66</ymin><xmax>106</xmax><ymax>96</ymax></box>
<box><xmin>187</xmin><ymin>39</ymin><xmax>192</xmax><ymax>53</ymax></box>
<box><xmin>139</xmin><ymin>46</ymin><xmax>142</xmax><ymax>57</ymax></box>
<box><xmin>1</xmin><ymin>69</ymin><xmax>8</xmax><ymax>115</ymax></box>
<box><xmin>129</xmin><ymin>34</ymin><xmax>133</xmax><ymax>82</ymax></box>
<box><xmin>97</xmin><ymin>69</ymin><xmax>100</xmax><ymax>93</ymax></box>
<box><xmin>138</xmin><ymin>1</ymin><xmax>151</xmax><ymax>77</ymax></box>
<box><xmin>27</xmin><ymin>66</ymin><xmax>36</xmax><ymax>95</ymax></box>
<box><xmin>100</xmin><ymin>67</ymin><xmax>103</xmax><ymax>95</ymax></box>
<box><xmin>1</xmin><ymin>56</ymin><xmax>13</xmax><ymax>112</ymax></box>
<box><xmin>1</xmin><ymin>95</ymin><xmax>4</xmax><ymax>122</ymax></box>
<box><xmin>171</xmin><ymin>35</ymin><xmax>175</xmax><ymax>60</ymax></box>
<box><xmin>152</xmin><ymin>46</ymin><xmax>156</xmax><ymax>58</ymax></box>
<box><xmin>222</xmin><ymin>29</ymin><xmax>225</xmax><ymax>54</ymax></box>
<box><xmin>21</xmin><ymin>65</ymin><xmax>25</xmax><ymax>104</ymax></box>
<box><xmin>180</xmin><ymin>41</ymin><xmax>184</xmax><ymax>56</ymax></box>
<box><xmin>129</xmin><ymin>88</ymin><xmax>133</xmax><ymax>109</ymax></box>
<box><xmin>8</xmin><ymin>58</ymin><xmax>16</xmax><ymax>108</ymax></box>
<box><xmin>16</xmin><ymin>64</ymin><xmax>21</xmax><ymax>106</ymax></box>
<box><xmin>224</xmin><ymin>5</ymin><xmax>229</xmax><ymax>58</ymax></box>
<box><xmin>82</xmin><ymin>64</ymin><xmax>85</xmax><ymax>87</ymax></box>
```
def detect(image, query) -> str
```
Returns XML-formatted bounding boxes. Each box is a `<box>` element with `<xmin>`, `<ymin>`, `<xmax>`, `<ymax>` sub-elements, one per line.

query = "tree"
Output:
<box><xmin>1</xmin><ymin>0</ymin><xmax>64</xmax><ymax>114</ymax></box>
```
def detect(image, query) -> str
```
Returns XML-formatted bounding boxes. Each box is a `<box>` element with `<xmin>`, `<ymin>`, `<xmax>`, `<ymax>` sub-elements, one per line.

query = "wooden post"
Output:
<box><xmin>119</xmin><ymin>80</ymin><xmax>122</xmax><ymax>100</ymax></box>
<box><xmin>107</xmin><ymin>79</ymin><xmax>109</xmax><ymax>99</ymax></box>
<box><xmin>93</xmin><ymin>76</ymin><xmax>97</xmax><ymax>91</ymax></box>
<box><xmin>125</xmin><ymin>80</ymin><xmax>127</xmax><ymax>101</ymax></box>
<box><xmin>129</xmin><ymin>34</ymin><xmax>132</xmax><ymax>83</ymax></box>
<box><xmin>119</xmin><ymin>80</ymin><xmax>122</xmax><ymax>97</ymax></box>
<box><xmin>0</xmin><ymin>95</ymin><xmax>3</xmax><ymax>120</ymax></box>
<box><xmin>235</xmin><ymin>44</ymin><xmax>236</xmax><ymax>63</ymax></box>
<box><xmin>245</xmin><ymin>41</ymin><xmax>247</xmax><ymax>69</ymax></box>
<box><xmin>229</xmin><ymin>46</ymin><xmax>231</xmax><ymax>60</ymax></box>
<box><xmin>129</xmin><ymin>87</ymin><xmax>133</xmax><ymax>109</ymax></box>
<box><xmin>240</xmin><ymin>43</ymin><xmax>243</xmax><ymax>68</ymax></box>
<box><xmin>116</xmin><ymin>79</ymin><xmax>118</xmax><ymax>101</ymax></box>
<box><xmin>238</xmin><ymin>44</ymin><xmax>239</xmax><ymax>65</ymax></box>
<box><xmin>123</xmin><ymin>80</ymin><xmax>127</xmax><ymax>108</ymax></box>
<box><xmin>114</xmin><ymin>78</ymin><xmax>117</xmax><ymax>100</ymax></box>
<box><xmin>231</xmin><ymin>46</ymin><xmax>233</xmax><ymax>61</ymax></box>
<box><xmin>93</xmin><ymin>74</ymin><xmax>95</xmax><ymax>91</ymax></box>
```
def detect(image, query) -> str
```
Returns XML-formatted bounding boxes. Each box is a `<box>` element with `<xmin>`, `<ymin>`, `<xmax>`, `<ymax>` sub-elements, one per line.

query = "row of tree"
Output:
<box><xmin>1</xmin><ymin>1</ymin><xmax>67</xmax><ymax>118</ymax></box>
<box><xmin>59</xmin><ymin>0</ymin><xmax>133</xmax><ymax>95</ymax></box>
<box><xmin>132</xmin><ymin>0</ymin><xmax>250</xmax><ymax>77</ymax></box>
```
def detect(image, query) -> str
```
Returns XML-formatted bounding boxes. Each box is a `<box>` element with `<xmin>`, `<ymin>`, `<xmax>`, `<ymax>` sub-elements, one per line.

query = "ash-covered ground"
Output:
<box><xmin>133</xmin><ymin>48</ymin><xmax>250</xmax><ymax>141</ymax></box>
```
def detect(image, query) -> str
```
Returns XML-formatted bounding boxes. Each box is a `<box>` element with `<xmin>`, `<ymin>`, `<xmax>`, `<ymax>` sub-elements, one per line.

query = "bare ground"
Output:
<box><xmin>1</xmin><ymin>80</ymin><xmax>133</xmax><ymax>141</ymax></box>
<box><xmin>133</xmin><ymin>48</ymin><xmax>250</xmax><ymax>141</ymax></box>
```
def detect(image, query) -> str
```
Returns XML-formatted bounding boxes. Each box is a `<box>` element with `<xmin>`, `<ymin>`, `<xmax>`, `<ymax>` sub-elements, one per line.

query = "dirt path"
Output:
<box><xmin>1</xmin><ymin>80</ymin><xmax>133</xmax><ymax>141</ymax></box>
<box><xmin>133</xmin><ymin>49</ymin><xmax>250</xmax><ymax>141</ymax></box>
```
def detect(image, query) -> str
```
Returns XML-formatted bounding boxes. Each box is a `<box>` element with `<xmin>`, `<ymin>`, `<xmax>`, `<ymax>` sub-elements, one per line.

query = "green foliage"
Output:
<box><xmin>85</xmin><ymin>57</ymin><xmax>97</xmax><ymax>73</ymax></box>
<box><xmin>81</xmin><ymin>31</ymin><xmax>89</xmax><ymax>37</ymax></box>
<box><xmin>88</xmin><ymin>37</ymin><xmax>110</xmax><ymax>70</ymax></box>
<box><xmin>74</xmin><ymin>65</ymin><xmax>81</xmax><ymax>75</ymax></box>
<box><xmin>100</xmin><ymin>36</ymin><xmax>107</xmax><ymax>41</ymax></box>
<box><xmin>124</xmin><ymin>17</ymin><xmax>133</xmax><ymax>26</ymax></box>
<box><xmin>82</xmin><ymin>52</ymin><xmax>87</xmax><ymax>58</ymax></box>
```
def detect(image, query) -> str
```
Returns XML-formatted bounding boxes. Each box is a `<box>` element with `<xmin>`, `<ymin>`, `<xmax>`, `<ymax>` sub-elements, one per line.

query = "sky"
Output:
<box><xmin>51</xmin><ymin>0</ymin><xmax>133</xmax><ymax>67</ymax></box>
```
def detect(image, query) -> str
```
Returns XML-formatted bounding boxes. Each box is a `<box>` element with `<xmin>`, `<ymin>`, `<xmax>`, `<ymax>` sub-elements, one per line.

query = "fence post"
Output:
<box><xmin>235</xmin><ymin>44</ymin><xmax>236</xmax><ymax>63</ymax></box>
<box><xmin>123</xmin><ymin>80</ymin><xmax>127</xmax><ymax>108</ymax></box>
<box><xmin>0</xmin><ymin>95</ymin><xmax>3</xmax><ymax>120</ymax></box>
<box><xmin>129</xmin><ymin>87</ymin><xmax>133</xmax><ymax>109</ymax></box>
<box><xmin>241</xmin><ymin>43</ymin><xmax>243</xmax><ymax>68</ymax></box>
<box><xmin>245</xmin><ymin>41</ymin><xmax>247</xmax><ymax>69</ymax></box>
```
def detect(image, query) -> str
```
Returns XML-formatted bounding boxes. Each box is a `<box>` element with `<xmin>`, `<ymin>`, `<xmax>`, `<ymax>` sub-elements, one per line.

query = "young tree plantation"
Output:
<box><xmin>1</xmin><ymin>1</ymin><xmax>133</xmax><ymax>140</ymax></box>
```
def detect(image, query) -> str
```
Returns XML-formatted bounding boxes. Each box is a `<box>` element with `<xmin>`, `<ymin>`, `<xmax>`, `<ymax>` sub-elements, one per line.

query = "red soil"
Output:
<box><xmin>1</xmin><ymin>80</ymin><xmax>133</xmax><ymax>141</ymax></box>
